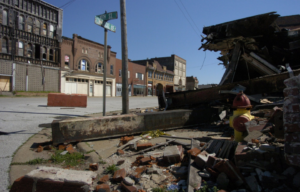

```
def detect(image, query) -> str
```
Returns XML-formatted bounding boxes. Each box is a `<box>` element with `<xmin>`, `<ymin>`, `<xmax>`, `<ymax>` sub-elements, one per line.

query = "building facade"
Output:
<box><xmin>115</xmin><ymin>59</ymin><xmax>146</xmax><ymax>96</ymax></box>
<box><xmin>186</xmin><ymin>76</ymin><xmax>199</xmax><ymax>90</ymax></box>
<box><xmin>0</xmin><ymin>0</ymin><xmax>63</xmax><ymax>92</ymax></box>
<box><xmin>60</xmin><ymin>34</ymin><xmax>116</xmax><ymax>97</ymax></box>
<box><xmin>132</xmin><ymin>54</ymin><xmax>186</xmax><ymax>92</ymax></box>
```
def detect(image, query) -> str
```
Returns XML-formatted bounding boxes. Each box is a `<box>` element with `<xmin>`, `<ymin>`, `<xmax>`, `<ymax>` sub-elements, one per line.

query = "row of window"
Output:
<box><xmin>74</xmin><ymin>59</ymin><xmax>114</xmax><ymax>75</ymax></box>
<box><xmin>66</xmin><ymin>78</ymin><xmax>112</xmax><ymax>85</ymax></box>
<box><xmin>3</xmin><ymin>0</ymin><xmax>58</xmax><ymax>22</ymax></box>
<box><xmin>2</xmin><ymin>10</ymin><xmax>56</xmax><ymax>38</ymax></box>
<box><xmin>118</xmin><ymin>70</ymin><xmax>130</xmax><ymax>78</ymax></box>
<box><xmin>148</xmin><ymin>71</ymin><xmax>173</xmax><ymax>81</ymax></box>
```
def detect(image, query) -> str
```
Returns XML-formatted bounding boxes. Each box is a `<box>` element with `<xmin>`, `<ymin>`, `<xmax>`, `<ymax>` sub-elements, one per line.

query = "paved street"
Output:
<box><xmin>0</xmin><ymin>96</ymin><xmax>158</xmax><ymax>191</ymax></box>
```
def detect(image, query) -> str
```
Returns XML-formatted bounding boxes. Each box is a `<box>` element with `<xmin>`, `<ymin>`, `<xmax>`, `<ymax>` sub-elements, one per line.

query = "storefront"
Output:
<box><xmin>116</xmin><ymin>83</ymin><xmax>131</xmax><ymax>97</ymax></box>
<box><xmin>133</xmin><ymin>84</ymin><xmax>146</xmax><ymax>96</ymax></box>
<box><xmin>147</xmin><ymin>82</ymin><xmax>152</xmax><ymax>96</ymax></box>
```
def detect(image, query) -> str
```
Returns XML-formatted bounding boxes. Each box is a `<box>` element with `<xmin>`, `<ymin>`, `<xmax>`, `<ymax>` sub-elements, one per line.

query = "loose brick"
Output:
<box><xmin>136</xmin><ymin>143</ymin><xmax>153</xmax><ymax>150</ymax></box>
<box><xmin>163</xmin><ymin>145</ymin><xmax>183</xmax><ymax>164</ymax></box>
<box><xmin>66</xmin><ymin>144</ymin><xmax>75</xmax><ymax>154</ymax></box>
<box><xmin>121</xmin><ymin>181</ymin><xmax>137</xmax><ymax>192</ymax></box>
<box><xmin>140</xmin><ymin>157</ymin><xmax>151</xmax><ymax>164</ymax></box>
<box><xmin>284</xmin><ymin>87</ymin><xmax>299</xmax><ymax>97</ymax></box>
<box><xmin>58</xmin><ymin>144</ymin><xmax>66</xmax><ymax>150</ymax></box>
<box><xmin>120</xmin><ymin>136</ymin><xmax>134</xmax><ymax>144</ymax></box>
<box><xmin>47</xmin><ymin>93</ymin><xmax>87</xmax><ymax>107</ymax></box>
<box><xmin>89</xmin><ymin>163</ymin><xmax>98</xmax><ymax>171</ymax></box>
<box><xmin>117</xmin><ymin>160</ymin><xmax>125</xmax><ymax>165</ymax></box>
<box><xmin>187</xmin><ymin>148</ymin><xmax>201</xmax><ymax>158</ymax></box>
<box><xmin>99</xmin><ymin>175</ymin><xmax>110</xmax><ymax>183</ymax></box>
<box><xmin>117</xmin><ymin>149</ymin><xmax>124</xmax><ymax>155</ymax></box>
<box><xmin>132</xmin><ymin>166</ymin><xmax>146</xmax><ymax>178</ymax></box>
<box><xmin>113</xmin><ymin>168</ymin><xmax>126</xmax><ymax>182</ymax></box>
<box><xmin>96</xmin><ymin>184</ymin><xmax>111</xmax><ymax>192</ymax></box>
<box><xmin>36</xmin><ymin>145</ymin><xmax>43</xmax><ymax>153</ymax></box>
<box><xmin>10</xmin><ymin>176</ymin><xmax>34</xmax><ymax>192</ymax></box>
<box><xmin>214</xmin><ymin>159</ymin><xmax>244</xmax><ymax>183</ymax></box>
<box><xmin>206</xmin><ymin>156</ymin><xmax>221</xmax><ymax>169</ymax></box>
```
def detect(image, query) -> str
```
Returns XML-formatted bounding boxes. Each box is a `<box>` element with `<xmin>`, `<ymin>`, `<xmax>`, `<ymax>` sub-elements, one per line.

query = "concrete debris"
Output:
<box><xmin>99</xmin><ymin>175</ymin><xmax>110</xmax><ymax>183</ymax></box>
<box><xmin>113</xmin><ymin>168</ymin><xmax>126</xmax><ymax>182</ymax></box>
<box><xmin>123</xmin><ymin>177</ymin><xmax>135</xmax><ymax>186</ymax></box>
<box><xmin>96</xmin><ymin>184</ymin><xmax>111</xmax><ymax>192</ymax></box>
<box><xmin>163</xmin><ymin>145</ymin><xmax>183</xmax><ymax>164</ymax></box>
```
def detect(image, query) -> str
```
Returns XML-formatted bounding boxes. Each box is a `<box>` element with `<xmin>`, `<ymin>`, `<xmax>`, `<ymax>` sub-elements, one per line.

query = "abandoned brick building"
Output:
<box><xmin>60</xmin><ymin>34</ymin><xmax>116</xmax><ymax>97</ymax></box>
<box><xmin>0</xmin><ymin>0</ymin><xmax>63</xmax><ymax>92</ymax></box>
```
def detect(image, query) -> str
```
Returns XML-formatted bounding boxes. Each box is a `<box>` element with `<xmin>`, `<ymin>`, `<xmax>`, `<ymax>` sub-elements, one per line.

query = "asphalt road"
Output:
<box><xmin>0</xmin><ymin>96</ymin><xmax>158</xmax><ymax>191</ymax></box>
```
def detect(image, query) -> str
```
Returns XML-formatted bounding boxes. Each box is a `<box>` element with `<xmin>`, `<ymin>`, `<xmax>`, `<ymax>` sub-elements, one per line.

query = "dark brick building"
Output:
<box><xmin>115</xmin><ymin>59</ymin><xmax>146</xmax><ymax>96</ymax></box>
<box><xmin>0</xmin><ymin>0</ymin><xmax>63</xmax><ymax>92</ymax></box>
<box><xmin>60</xmin><ymin>34</ymin><xmax>117</xmax><ymax>97</ymax></box>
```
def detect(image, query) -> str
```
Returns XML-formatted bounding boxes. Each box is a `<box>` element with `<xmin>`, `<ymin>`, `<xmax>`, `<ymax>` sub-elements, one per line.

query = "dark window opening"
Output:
<box><xmin>42</xmin><ymin>47</ymin><xmax>46</xmax><ymax>60</ymax></box>
<box><xmin>27</xmin><ymin>43</ymin><xmax>32</xmax><ymax>57</ymax></box>
<box><xmin>35</xmin><ymin>44</ymin><xmax>40</xmax><ymax>59</ymax></box>
<box><xmin>49</xmin><ymin>49</ymin><xmax>53</xmax><ymax>61</ymax></box>
<box><xmin>2</xmin><ymin>38</ymin><xmax>8</xmax><ymax>53</ymax></box>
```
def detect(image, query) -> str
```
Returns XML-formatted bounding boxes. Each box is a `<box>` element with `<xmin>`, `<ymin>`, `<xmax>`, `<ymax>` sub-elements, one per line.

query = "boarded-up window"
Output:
<box><xmin>27</xmin><ymin>17</ymin><xmax>33</xmax><ymax>33</ymax></box>
<box><xmin>35</xmin><ymin>20</ymin><xmax>40</xmax><ymax>35</ymax></box>
<box><xmin>18</xmin><ymin>42</ymin><xmax>23</xmax><ymax>56</ymax></box>
<box><xmin>2</xmin><ymin>38</ymin><xmax>8</xmax><ymax>53</ymax></box>
<box><xmin>27</xmin><ymin>43</ymin><xmax>32</xmax><ymax>57</ymax></box>
<box><xmin>42</xmin><ymin>23</ymin><xmax>47</xmax><ymax>36</ymax></box>
<box><xmin>19</xmin><ymin>15</ymin><xmax>24</xmax><ymax>30</ymax></box>
<box><xmin>3</xmin><ymin>10</ymin><xmax>8</xmax><ymax>25</ymax></box>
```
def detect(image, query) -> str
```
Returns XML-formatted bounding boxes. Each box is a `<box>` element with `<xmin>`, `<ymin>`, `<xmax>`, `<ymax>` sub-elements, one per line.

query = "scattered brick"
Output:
<box><xmin>10</xmin><ymin>176</ymin><xmax>34</xmax><ymax>192</ymax></box>
<box><xmin>117</xmin><ymin>160</ymin><xmax>125</xmax><ymax>165</ymax></box>
<box><xmin>96</xmin><ymin>184</ymin><xmax>111</xmax><ymax>192</ymax></box>
<box><xmin>58</xmin><ymin>144</ymin><xmax>66</xmax><ymax>150</ymax></box>
<box><xmin>251</xmin><ymin>139</ymin><xmax>260</xmax><ymax>143</ymax></box>
<box><xmin>89</xmin><ymin>163</ymin><xmax>98</xmax><ymax>171</ymax></box>
<box><xmin>136</xmin><ymin>143</ymin><xmax>153</xmax><ymax>150</ymax></box>
<box><xmin>206</xmin><ymin>167</ymin><xmax>220</xmax><ymax>179</ymax></box>
<box><xmin>132</xmin><ymin>166</ymin><xmax>146</xmax><ymax>178</ymax></box>
<box><xmin>36</xmin><ymin>145</ymin><xmax>43</xmax><ymax>153</ymax></box>
<box><xmin>140</xmin><ymin>157</ymin><xmax>151</xmax><ymax>164</ymax></box>
<box><xmin>138</xmin><ymin>190</ymin><xmax>146</xmax><ymax>192</ymax></box>
<box><xmin>214</xmin><ymin>159</ymin><xmax>244</xmax><ymax>183</ymax></box>
<box><xmin>150</xmin><ymin>156</ymin><xmax>156</xmax><ymax>161</ymax></box>
<box><xmin>113</xmin><ymin>168</ymin><xmax>126</xmax><ymax>182</ymax></box>
<box><xmin>43</xmin><ymin>145</ymin><xmax>53</xmax><ymax>150</ymax></box>
<box><xmin>206</xmin><ymin>156</ymin><xmax>221</xmax><ymax>169</ymax></box>
<box><xmin>120</xmin><ymin>136</ymin><xmax>134</xmax><ymax>144</ymax></box>
<box><xmin>99</xmin><ymin>175</ymin><xmax>110</xmax><ymax>183</ymax></box>
<box><xmin>121</xmin><ymin>181</ymin><xmax>137</xmax><ymax>192</ymax></box>
<box><xmin>187</xmin><ymin>148</ymin><xmax>201</xmax><ymax>158</ymax></box>
<box><xmin>117</xmin><ymin>149</ymin><xmax>125</xmax><ymax>155</ymax></box>
<box><xmin>66</xmin><ymin>144</ymin><xmax>75</xmax><ymax>154</ymax></box>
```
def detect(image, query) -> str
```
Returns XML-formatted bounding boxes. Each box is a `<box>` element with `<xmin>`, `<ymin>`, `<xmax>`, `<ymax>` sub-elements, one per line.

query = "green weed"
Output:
<box><xmin>105</xmin><ymin>164</ymin><xmax>119</xmax><ymax>174</ymax></box>
<box><xmin>50</xmin><ymin>150</ymin><xmax>85</xmax><ymax>167</ymax></box>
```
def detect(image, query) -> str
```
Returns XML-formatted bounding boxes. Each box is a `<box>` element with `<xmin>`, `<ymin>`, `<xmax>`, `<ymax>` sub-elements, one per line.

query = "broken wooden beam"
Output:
<box><xmin>241</xmin><ymin>53</ymin><xmax>275</xmax><ymax>75</ymax></box>
<box><xmin>249</xmin><ymin>52</ymin><xmax>281</xmax><ymax>73</ymax></box>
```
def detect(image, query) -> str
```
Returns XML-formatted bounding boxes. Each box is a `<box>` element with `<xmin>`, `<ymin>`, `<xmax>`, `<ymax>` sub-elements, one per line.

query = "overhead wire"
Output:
<box><xmin>173</xmin><ymin>0</ymin><xmax>200</xmax><ymax>38</ymax></box>
<box><xmin>59</xmin><ymin>0</ymin><xmax>76</xmax><ymax>9</ymax></box>
<box><xmin>178</xmin><ymin>0</ymin><xmax>202</xmax><ymax>34</ymax></box>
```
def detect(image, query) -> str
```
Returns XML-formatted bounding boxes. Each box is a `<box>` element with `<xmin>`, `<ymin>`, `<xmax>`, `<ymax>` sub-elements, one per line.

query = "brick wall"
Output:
<box><xmin>283</xmin><ymin>75</ymin><xmax>300</xmax><ymax>166</ymax></box>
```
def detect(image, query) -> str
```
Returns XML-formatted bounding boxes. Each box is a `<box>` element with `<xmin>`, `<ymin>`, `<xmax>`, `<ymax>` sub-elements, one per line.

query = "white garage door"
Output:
<box><xmin>106</xmin><ymin>86</ymin><xmax>111</xmax><ymax>96</ymax></box>
<box><xmin>65</xmin><ymin>82</ymin><xmax>77</xmax><ymax>94</ymax></box>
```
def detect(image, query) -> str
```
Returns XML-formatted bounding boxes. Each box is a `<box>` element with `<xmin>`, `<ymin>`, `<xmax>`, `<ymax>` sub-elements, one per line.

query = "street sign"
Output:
<box><xmin>94</xmin><ymin>16</ymin><xmax>104</xmax><ymax>26</ymax></box>
<box><xmin>97</xmin><ymin>11</ymin><xmax>118</xmax><ymax>21</ymax></box>
<box><xmin>102</xmin><ymin>22</ymin><xmax>116</xmax><ymax>32</ymax></box>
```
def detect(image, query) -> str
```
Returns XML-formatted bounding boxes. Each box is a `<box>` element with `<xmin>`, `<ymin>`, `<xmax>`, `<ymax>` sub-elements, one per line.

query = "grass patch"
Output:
<box><xmin>99</xmin><ymin>157</ymin><xmax>106</xmax><ymax>164</ymax></box>
<box><xmin>16</xmin><ymin>91</ymin><xmax>58</xmax><ymax>93</ymax></box>
<box><xmin>11</xmin><ymin>158</ymin><xmax>46</xmax><ymax>166</ymax></box>
<box><xmin>50</xmin><ymin>150</ymin><xmax>85</xmax><ymax>167</ymax></box>
<box><xmin>105</xmin><ymin>164</ymin><xmax>119</xmax><ymax>174</ymax></box>
<box><xmin>86</xmin><ymin>150</ymin><xmax>95</xmax><ymax>154</ymax></box>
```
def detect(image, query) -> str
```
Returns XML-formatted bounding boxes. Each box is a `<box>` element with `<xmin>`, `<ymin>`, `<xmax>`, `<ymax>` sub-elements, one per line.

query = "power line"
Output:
<box><xmin>173</xmin><ymin>0</ymin><xmax>200</xmax><ymax>38</ymax></box>
<box><xmin>179</xmin><ymin>0</ymin><xmax>202</xmax><ymax>34</ymax></box>
<box><xmin>200</xmin><ymin>51</ymin><xmax>206</xmax><ymax>70</ymax></box>
<box><xmin>59</xmin><ymin>0</ymin><xmax>76</xmax><ymax>9</ymax></box>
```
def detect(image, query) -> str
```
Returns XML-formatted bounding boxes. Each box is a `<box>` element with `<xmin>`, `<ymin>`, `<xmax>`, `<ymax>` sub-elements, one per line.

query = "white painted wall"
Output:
<box><xmin>77</xmin><ymin>83</ymin><xmax>88</xmax><ymax>94</ymax></box>
<box><xmin>94</xmin><ymin>84</ymin><xmax>103</xmax><ymax>96</ymax></box>
<box><xmin>60</xmin><ymin>71</ymin><xmax>67</xmax><ymax>93</ymax></box>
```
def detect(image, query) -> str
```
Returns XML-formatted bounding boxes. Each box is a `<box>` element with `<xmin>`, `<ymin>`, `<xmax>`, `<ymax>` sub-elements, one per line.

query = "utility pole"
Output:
<box><xmin>120</xmin><ymin>0</ymin><xmax>129</xmax><ymax>114</ymax></box>
<box><xmin>103</xmin><ymin>27</ymin><xmax>107</xmax><ymax>116</ymax></box>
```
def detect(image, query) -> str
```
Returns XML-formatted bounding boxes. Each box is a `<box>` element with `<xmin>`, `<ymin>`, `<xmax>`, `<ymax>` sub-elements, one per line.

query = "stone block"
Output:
<box><xmin>47</xmin><ymin>93</ymin><xmax>87</xmax><ymax>107</ymax></box>
<box><xmin>123</xmin><ymin>177</ymin><xmax>135</xmax><ymax>186</ymax></box>
<box><xmin>96</xmin><ymin>184</ymin><xmax>111</xmax><ymax>192</ymax></box>
<box><xmin>163</xmin><ymin>145</ymin><xmax>183</xmax><ymax>164</ymax></box>
<box><xmin>245</xmin><ymin>175</ymin><xmax>261</xmax><ymax>192</ymax></box>
<box><xmin>113</xmin><ymin>168</ymin><xmax>126</xmax><ymax>182</ymax></box>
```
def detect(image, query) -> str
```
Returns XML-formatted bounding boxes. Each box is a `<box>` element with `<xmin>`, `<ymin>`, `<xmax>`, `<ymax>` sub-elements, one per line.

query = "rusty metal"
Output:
<box><xmin>165</xmin><ymin>69</ymin><xmax>300</xmax><ymax>109</ymax></box>
<box><xmin>232</xmin><ymin>91</ymin><xmax>252</xmax><ymax>109</ymax></box>
<box><xmin>233</xmin><ymin>115</ymin><xmax>250</xmax><ymax>132</ymax></box>
<box><xmin>51</xmin><ymin>109</ymin><xmax>207</xmax><ymax>145</ymax></box>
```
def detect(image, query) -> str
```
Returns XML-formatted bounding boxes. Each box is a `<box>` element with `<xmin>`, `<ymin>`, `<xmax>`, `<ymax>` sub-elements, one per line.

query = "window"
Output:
<box><xmin>148</xmin><ymin>71</ymin><xmax>152</xmax><ymax>78</ymax></box>
<box><xmin>85</xmin><ymin>49</ymin><xmax>88</xmax><ymax>54</ymax></box>
<box><xmin>43</xmin><ymin>7</ymin><xmax>46</xmax><ymax>18</ymax></box>
<box><xmin>82</xmin><ymin>48</ymin><xmax>84</xmax><ymax>53</ymax></box>
<box><xmin>42</xmin><ymin>47</ymin><xmax>47</xmax><ymax>60</ymax></box>
<box><xmin>24</xmin><ymin>0</ymin><xmax>27</xmax><ymax>10</ymax></box>
<box><xmin>110</xmin><ymin>65</ymin><xmax>113</xmax><ymax>75</ymax></box>
<box><xmin>3</xmin><ymin>10</ymin><xmax>8</xmax><ymax>25</ymax></box>
<box><xmin>78</xmin><ymin>59</ymin><xmax>89</xmax><ymax>71</ymax></box>
<box><xmin>28</xmin><ymin>2</ymin><xmax>32</xmax><ymax>12</ymax></box>
<box><xmin>119</xmin><ymin>69</ymin><xmax>122</xmax><ymax>77</ymax></box>
<box><xmin>128</xmin><ymin>71</ymin><xmax>130</xmax><ymax>78</ymax></box>
<box><xmin>49</xmin><ymin>49</ymin><xmax>53</xmax><ymax>61</ymax></box>
<box><xmin>49</xmin><ymin>24</ymin><xmax>55</xmax><ymax>38</ymax></box>
<box><xmin>27</xmin><ymin>17</ymin><xmax>33</xmax><ymax>33</ymax></box>
<box><xmin>42</xmin><ymin>23</ymin><xmax>47</xmax><ymax>36</ymax></box>
<box><xmin>18</xmin><ymin>42</ymin><xmax>23</xmax><ymax>56</ymax></box>
<box><xmin>65</xmin><ymin>55</ymin><xmax>70</xmax><ymax>67</ymax></box>
<box><xmin>136</xmin><ymin>73</ymin><xmax>143</xmax><ymax>80</ymax></box>
<box><xmin>19</xmin><ymin>15</ymin><xmax>24</xmax><ymax>30</ymax></box>
<box><xmin>2</xmin><ymin>38</ymin><xmax>8</xmax><ymax>53</ymax></box>
<box><xmin>35</xmin><ymin>20</ymin><xmax>40</xmax><ymax>35</ymax></box>
<box><xmin>27</xmin><ymin>43</ymin><xmax>32</xmax><ymax>57</ymax></box>
<box><xmin>95</xmin><ymin>63</ymin><xmax>102</xmax><ymax>73</ymax></box>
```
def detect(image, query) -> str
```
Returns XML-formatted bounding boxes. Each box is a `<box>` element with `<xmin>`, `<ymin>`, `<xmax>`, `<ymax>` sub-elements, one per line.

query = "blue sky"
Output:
<box><xmin>47</xmin><ymin>0</ymin><xmax>300</xmax><ymax>84</ymax></box>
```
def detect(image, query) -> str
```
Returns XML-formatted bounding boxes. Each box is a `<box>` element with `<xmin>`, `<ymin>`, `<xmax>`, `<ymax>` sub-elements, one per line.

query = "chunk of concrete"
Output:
<box><xmin>195</xmin><ymin>152</ymin><xmax>215</xmax><ymax>169</ymax></box>
<box><xmin>123</xmin><ymin>177</ymin><xmax>135</xmax><ymax>186</ymax></box>
<box><xmin>163</xmin><ymin>145</ymin><xmax>183</xmax><ymax>164</ymax></box>
<box><xmin>113</xmin><ymin>168</ymin><xmax>126</xmax><ymax>182</ymax></box>
<box><xmin>151</xmin><ymin>174</ymin><xmax>166</xmax><ymax>184</ymax></box>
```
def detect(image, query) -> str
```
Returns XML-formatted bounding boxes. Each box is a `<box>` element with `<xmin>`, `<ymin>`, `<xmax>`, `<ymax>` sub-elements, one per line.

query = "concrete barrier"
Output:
<box><xmin>47</xmin><ymin>93</ymin><xmax>87</xmax><ymax>108</ymax></box>
<box><xmin>51</xmin><ymin>109</ymin><xmax>212</xmax><ymax>145</ymax></box>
